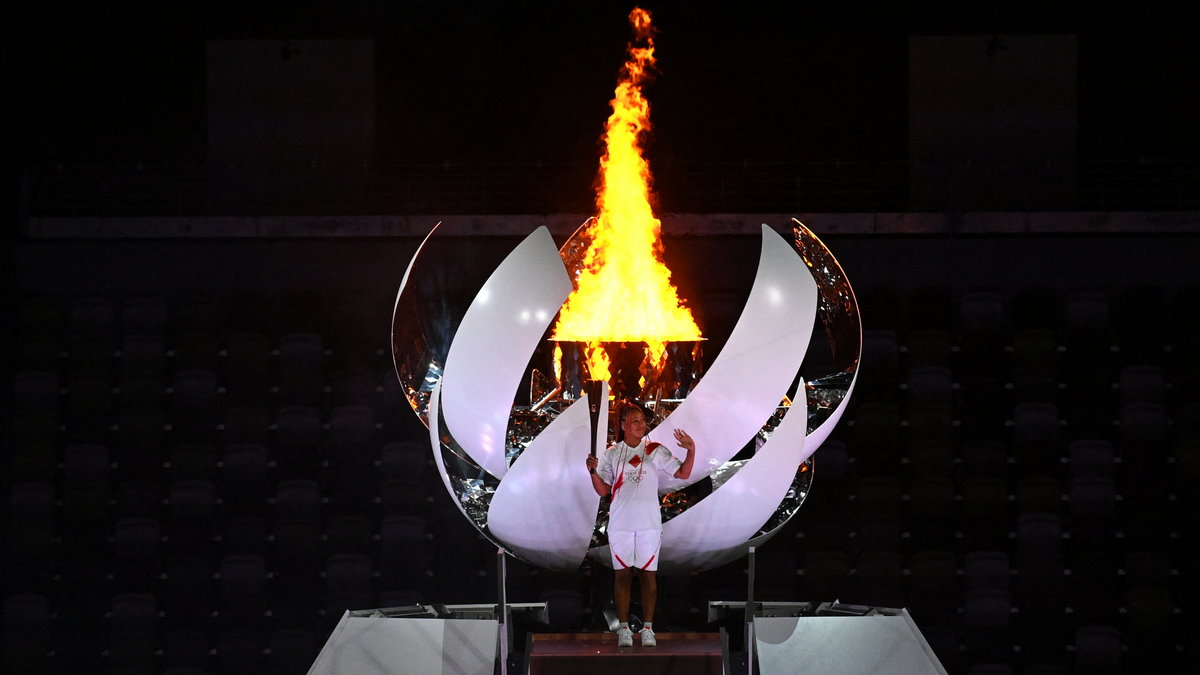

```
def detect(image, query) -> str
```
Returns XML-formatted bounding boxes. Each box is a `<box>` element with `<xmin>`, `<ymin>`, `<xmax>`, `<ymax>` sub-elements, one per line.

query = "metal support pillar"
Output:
<box><xmin>497</xmin><ymin>547</ymin><xmax>510</xmax><ymax>675</ymax></box>
<box><xmin>745</xmin><ymin>546</ymin><xmax>757</xmax><ymax>675</ymax></box>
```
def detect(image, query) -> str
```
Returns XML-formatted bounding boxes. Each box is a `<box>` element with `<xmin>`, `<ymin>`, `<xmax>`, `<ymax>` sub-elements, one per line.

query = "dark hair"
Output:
<box><xmin>615</xmin><ymin>400</ymin><xmax>650</xmax><ymax>443</ymax></box>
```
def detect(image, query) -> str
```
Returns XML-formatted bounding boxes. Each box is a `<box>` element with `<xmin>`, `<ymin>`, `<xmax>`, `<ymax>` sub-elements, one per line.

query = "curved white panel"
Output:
<box><xmin>426</xmin><ymin>382</ymin><xmax>471</xmax><ymax>523</ymax></box>
<box><xmin>652</xmin><ymin>224</ymin><xmax>817</xmax><ymax>493</ymax></box>
<box><xmin>657</xmin><ymin>388</ymin><xmax>810</xmax><ymax>573</ymax></box>
<box><xmin>488</xmin><ymin>385</ymin><xmax>608</xmax><ymax>572</ymax></box>
<box><xmin>441</xmin><ymin>227</ymin><xmax>572</xmax><ymax>479</ymax></box>
<box><xmin>657</xmin><ymin>371</ymin><xmax>858</xmax><ymax>574</ymax></box>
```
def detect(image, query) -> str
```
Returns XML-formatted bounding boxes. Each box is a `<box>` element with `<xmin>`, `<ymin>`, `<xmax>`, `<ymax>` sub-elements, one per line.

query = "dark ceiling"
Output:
<box><xmin>13</xmin><ymin>2</ymin><xmax>1200</xmax><ymax>167</ymax></box>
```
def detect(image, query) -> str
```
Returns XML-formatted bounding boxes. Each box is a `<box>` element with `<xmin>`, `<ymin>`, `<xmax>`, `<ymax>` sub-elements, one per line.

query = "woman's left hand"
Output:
<box><xmin>673</xmin><ymin>428</ymin><xmax>695</xmax><ymax>451</ymax></box>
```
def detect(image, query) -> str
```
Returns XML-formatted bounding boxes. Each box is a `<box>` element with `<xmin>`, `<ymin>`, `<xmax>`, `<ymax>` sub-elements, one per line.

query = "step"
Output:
<box><xmin>527</xmin><ymin>631</ymin><xmax>724</xmax><ymax>675</ymax></box>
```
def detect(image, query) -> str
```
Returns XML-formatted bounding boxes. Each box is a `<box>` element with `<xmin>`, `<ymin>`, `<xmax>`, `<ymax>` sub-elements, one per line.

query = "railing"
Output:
<box><xmin>23</xmin><ymin>158</ymin><xmax>1200</xmax><ymax>217</ymax></box>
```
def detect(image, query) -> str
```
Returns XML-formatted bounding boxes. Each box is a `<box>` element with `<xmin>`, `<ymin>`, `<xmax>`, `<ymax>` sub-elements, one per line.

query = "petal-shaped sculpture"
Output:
<box><xmin>656</xmin><ymin>388</ymin><xmax>809</xmax><ymax>572</ymax></box>
<box><xmin>394</xmin><ymin>218</ymin><xmax>860</xmax><ymax>575</ymax></box>
<box><xmin>488</xmin><ymin>384</ymin><xmax>608</xmax><ymax>572</ymax></box>
<box><xmin>440</xmin><ymin>226</ymin><xmax>573</xmax><ymax>479</ymax></box>
<box><xmin>651</xmin><ymin>224</ymin><xmax>818</xmax><ymax>494</ymax></box>
<box><xmin>425</xmin><ymin>382</ymin><xmax>461</xmax><ymax>519</ymax></box>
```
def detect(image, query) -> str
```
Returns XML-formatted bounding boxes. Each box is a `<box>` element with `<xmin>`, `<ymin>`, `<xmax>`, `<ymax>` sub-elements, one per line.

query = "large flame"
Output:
<box><xmin>552</xmin><ymin>7</ymin><xmax>701</xmax><ymax>384</ymax></box>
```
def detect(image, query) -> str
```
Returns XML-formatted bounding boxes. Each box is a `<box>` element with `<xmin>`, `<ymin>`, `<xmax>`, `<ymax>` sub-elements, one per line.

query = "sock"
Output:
<box><xmin>643</xmin><ymin>622</ymin><xmax>653</xmax><ymax>630</ymax></box>
<box><xmin>619</xmin><ymin>622</ymin><xmax>629</xmax><ymax>630</ymax></box>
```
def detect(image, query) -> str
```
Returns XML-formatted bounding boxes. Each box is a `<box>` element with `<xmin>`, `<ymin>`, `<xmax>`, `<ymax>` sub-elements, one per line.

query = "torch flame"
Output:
<box><xmin>552</xmin><ymin>7</ymin><xmax>702</xmax><ymax>385</ymax></box>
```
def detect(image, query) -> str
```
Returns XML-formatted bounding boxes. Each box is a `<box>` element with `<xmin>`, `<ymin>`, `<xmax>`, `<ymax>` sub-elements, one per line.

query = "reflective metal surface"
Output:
<box><xmin>794</xmin><ymin>218</ymin><xmax>861</xmax><ymax>451</ymax></box>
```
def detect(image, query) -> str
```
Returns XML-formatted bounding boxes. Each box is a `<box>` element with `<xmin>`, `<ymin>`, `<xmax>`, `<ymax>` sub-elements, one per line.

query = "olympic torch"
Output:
<box><xmin>584</xmin><ymin>379</ymin><xmax>605</xmax><ymax>473</ymax></box>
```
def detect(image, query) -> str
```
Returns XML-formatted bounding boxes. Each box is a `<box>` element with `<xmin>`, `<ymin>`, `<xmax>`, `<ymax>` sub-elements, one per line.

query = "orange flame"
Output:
<box><xmin>552</xmin><ymin>7</ymin><xmax>701</xmax><ymax>384</ymax></box>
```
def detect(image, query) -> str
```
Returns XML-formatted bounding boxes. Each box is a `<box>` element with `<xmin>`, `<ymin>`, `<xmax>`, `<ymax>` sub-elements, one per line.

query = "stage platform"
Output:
<box><xmin>527</xmin><ymin>631</ymin><xmax>725</xmax><ymax>675</ymax></box>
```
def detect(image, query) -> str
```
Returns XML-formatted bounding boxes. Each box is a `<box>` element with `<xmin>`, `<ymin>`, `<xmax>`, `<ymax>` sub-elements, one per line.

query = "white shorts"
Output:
<box><xmin>609</xmin><ymin>529</ymin><xmax>662</xmax><ymax>571</ymax></box>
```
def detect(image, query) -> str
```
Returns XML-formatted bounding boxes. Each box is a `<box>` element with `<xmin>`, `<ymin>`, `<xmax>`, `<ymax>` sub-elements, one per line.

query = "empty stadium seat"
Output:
<box><xmin>220</xmin><ymin>444</ymin><xmax>270</xmax><ymax>517</ymax></box>
<box><xmin>379</xmin><ymin>514</ymin><xmax>433</xmax><ymax>590</ymax></box>
<box><xmin>960</xmin><ymin>476</ymin><xmax>1011</xmax><ymax>550</ymax></box>
<box><xmin>326</xmin><ymin>406</ymin><xmax>379</xmax><ymax>515</ymax></box>
<box><xmin>850</xmin><ymin>550</ymin><xmax>906</xmax><ymax>609</ymax></box>
<box><xmin>858</xmin><ymin>328</ymin><xmax>900</xmax><ymax>402</ymax></box>
<box><xmin>61</xmin><ymin>444</ymin><xmax>113</xmax><ymax>522</ymax></box>
<box><xmin>907</xmin><ymin>474</ymin><xmax>956</xmax><ymax>550</ymax></box>
<box><xmin>269</xmin><ymin>628</ymin><xmax>318</xmax><ymax>675</ymax></box>
<box><xmin>168</xmin><ymin>442</ymin><xmax>217</xmax><ymax>483</ymax></box>
<box><xmin>173</xmin><ymin>331</ymin><xmax>221</xmax><ymax>373</ymax></box>
<box><xmin>218</xmin><ymin>554</ymin><xmax>268</xmax><ymax>631</ymax></box>
<box><xmin>907</xmin><ymin>287</ymin><xmax>956</xmax><ymax>333</ymax></box>
<box><xmin>64</xmin><ymin>369</ymin><xmax>115</xmax><ymax>440</ymax></box>
<box><xmin>163</xmin><ymin>554</ymin><xmax>216</xmax><ymax>626</ymax></box>
<box><xmin>278</xmin><ymin>333</ymin><xmax>325</xmax><ymax>407</ymax></box>
<box><xmin>961</xmin><ymin>587</ymin><xmax>1013</xmax><ymax>661</ymax></box>
<box><xmin>1072</xmin><ymin>624</ymin><xmax>1123</xmax><ymax>674</ymax></box>
<box><xmin>906</xmin><ymin>365</ymin><xmax>955</xmax><ymax>411</ymax></box>
<box><xmin>274</xmin><ymin>407</ymin><xmax>323</xmax><ymax>479</ymax></box>
<box><xmin>907</xmin><ymin>549</ymin><xmax>958</xmax><ymax>622</ymax></box>
<box><xmin>325</xmin><ymin>514</ymin><xmax>374</xmax><ymax>557</ymax></box>
<box><xmin>171</xmin><ymin>369</ymin><xmax>221</xmax><ymax>442</ymax></box>
<box><xmin>324</xmin><ymin>553</ymin><xmax>375</xmax><ymax>630</ymax></box>
<box><xmin>847</xmin><ymin>403</ymin><xmax>902</xmax><ymax>475</ymax></box>
<box><xmin>963</xmin><ymin>550</ymin><xmax>1010</xmax><ymax>592</ymax></box>
<box><xmin>222</xmin><ymin>405</ymin><xmax>271</xmax><ymax>445</ymax></box>
<box><xmin>162</xmin><ymin>628</ymin><xmax>211</xmax><ymax>672</ymax></box>
<box><xmin>2</xmin><ymin>593</ymin><xmax>52</xmax><ymax>673</ymax></box>
<box><xmin>14</xmin><ymin>370</ymin><xmax>61</xmax><ymax>412</ymax></box>
<box><xmin>1118</xmin><ymin>364</ymin><xmax>1166</xmax><ymax>407</ymax></box>
<box><xmin>219</xmin><ymin>514</ymin><xmax>269</xmax><ymax>557</ymax></box>
<box><xmin>6</xmin><ymin>441</ymin><xmax>58</xmax><ymax>485</ymax></box>
<box><xmin>905</xmin><ymin>328</ymin><xmax>954</xmax><ymax>368</ymax></box>
<box><xmin>113</xmin><ymin>516</ymin><xmax>163</xmax><ymax>592</ymax></box>
<box><xmin>1067</xmin><ymin>439</ymin><xmax>1114</xmax><ymax>481</ymax></box>
<box><xmin>800</xmin><ymin>549</ymin><xmax>851</xmax><ymax>602</ymax></box>
<box><xmin>108</xmin><ymin>592</ymin><xmax>159</xmax><ymax>672</ymax></box>
<box><xmin>214</xmin><ymin>629</ymin><xmax>267</xmax><ymax>674</ymax></box>
<box><xmin>223</xmin><ymin>332</ymin><xmax>273</xmax><ymax>405</ymax></box>
<box><xmin>6</xmin><ymin>482</ymin><xmax>57</xmax><ymax>590</ymax></box>
<box><xmin>167</xmin><ymin>479</ymin><xmax>217</xmax><ymax>555</ymax></box>
<box><xmin>1016</xmin><ymin>475</ymin><xmax>1062</xmax><ymax>516</ymax></box>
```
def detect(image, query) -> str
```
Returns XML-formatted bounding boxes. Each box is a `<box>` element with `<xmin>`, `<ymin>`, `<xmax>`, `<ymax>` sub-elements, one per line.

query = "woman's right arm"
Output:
<box><xmin>587</xmin><ymin>455</ymin><xmax>610</xmax><ymax>496</ymax></box>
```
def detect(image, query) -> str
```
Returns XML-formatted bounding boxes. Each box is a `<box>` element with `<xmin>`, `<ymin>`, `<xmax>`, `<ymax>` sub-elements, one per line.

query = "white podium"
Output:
<box><xmin>307</xmin><ymin>602</ymin><xmax>549</xmax><ymax>675</ymax></box>
<box><xmin>753</xmin><ymin>609</ymin><xmax>947</xmax><ymax>675</ymax></box>
<box><xmin>307</xmin><ymin>612</ymin><xmax>498</xmax><ymax>675</ymax></box>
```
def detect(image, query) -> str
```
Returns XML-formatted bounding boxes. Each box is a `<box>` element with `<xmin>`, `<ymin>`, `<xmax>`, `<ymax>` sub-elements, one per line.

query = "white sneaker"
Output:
<box><xmin>639</xmin><ymin>627</ymin><xmax>657</xmax><ymax>647</ymax></box>
<box><xmin>616</xmin><ymin>627</ymin><xmax>633</xmax><ymax>647</ymax></box>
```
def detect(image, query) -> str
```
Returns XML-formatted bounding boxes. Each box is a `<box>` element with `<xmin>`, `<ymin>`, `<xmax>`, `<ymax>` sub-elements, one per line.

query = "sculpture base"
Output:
<box><xmin>753</xmin><ymin>612</ymin><xmax>947</xmax><ymax>675</ymax></box>
<box><xmin>527</xmin><ymin>631</ymin><xmax>725</xmax><ymax>675</ymax></box>
<box><xmin>308</xmin><ymin>612</ymin><xmax>498</xmax><ymax>675</ymax></box>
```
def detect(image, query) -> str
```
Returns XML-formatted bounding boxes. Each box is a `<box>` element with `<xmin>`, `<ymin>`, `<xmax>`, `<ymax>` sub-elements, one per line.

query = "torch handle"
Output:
<box><xmin>585</xmin><ymin>379</ymin><xmax>603</xmax><ymax>473</ymax></box>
